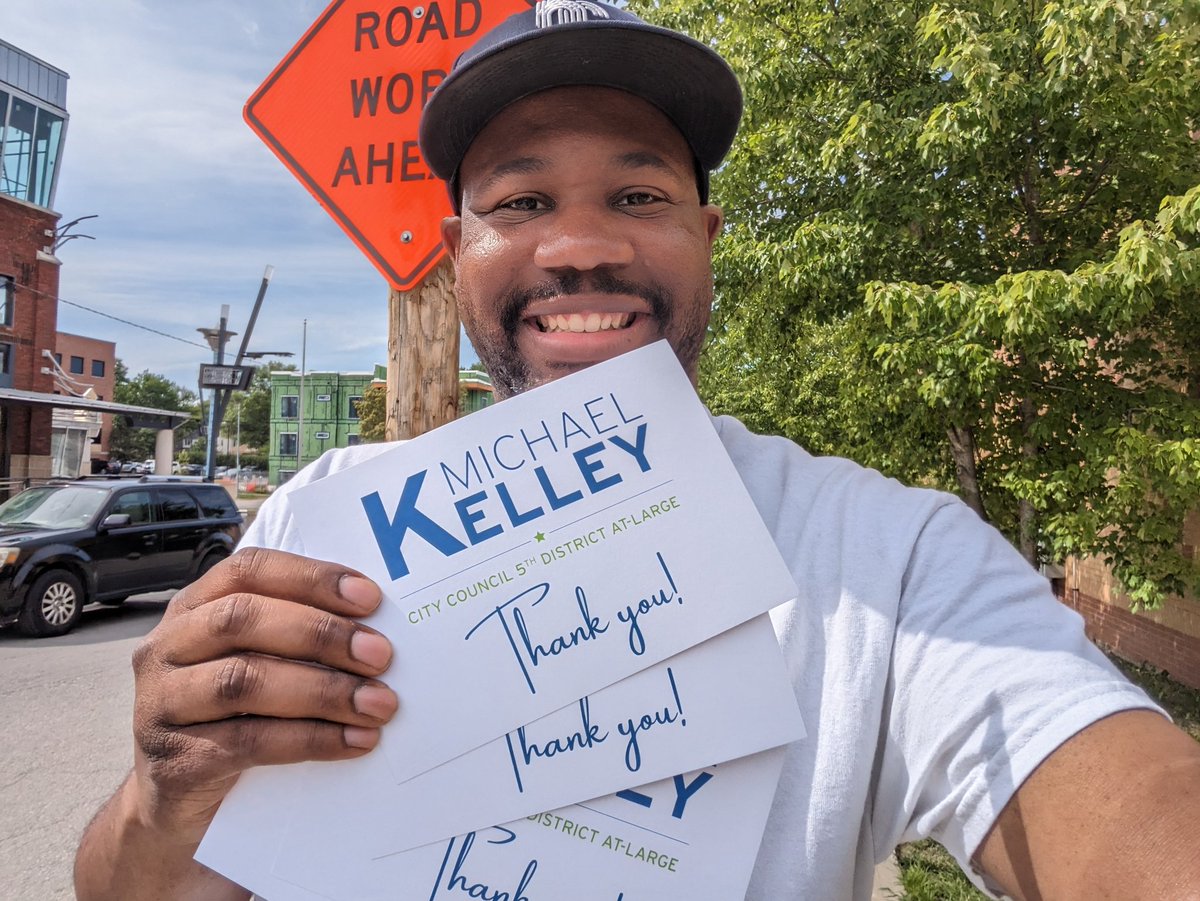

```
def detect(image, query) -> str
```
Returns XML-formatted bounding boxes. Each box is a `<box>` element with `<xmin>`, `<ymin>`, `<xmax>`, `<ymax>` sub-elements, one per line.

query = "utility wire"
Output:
<box><xmin>16</xmin><ymin>281</ymin><xmax>211</xmax><ymax>350</ymax></box>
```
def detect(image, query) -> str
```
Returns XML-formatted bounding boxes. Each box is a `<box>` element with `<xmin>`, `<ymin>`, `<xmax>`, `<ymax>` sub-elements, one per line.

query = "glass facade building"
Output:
<box><xmin>0</xmin><ymin>40</ymin><xmax>69</xmax><ymax>210</ymax></box>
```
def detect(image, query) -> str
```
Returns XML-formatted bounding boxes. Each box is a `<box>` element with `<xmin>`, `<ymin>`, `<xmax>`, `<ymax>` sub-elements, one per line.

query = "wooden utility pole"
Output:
<box><xmin>386</xmin><ymin>257</ymin><xmax>459</xmax><ymax>440</ymax></box>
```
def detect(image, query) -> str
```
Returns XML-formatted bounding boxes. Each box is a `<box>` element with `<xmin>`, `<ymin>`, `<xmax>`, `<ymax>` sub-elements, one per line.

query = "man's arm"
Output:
<box><xmin>74</xmin><ymin>547</ymin><xmax>396</xmax><ymax>901</ymax></box>
<box><xmin>974</xmin><ymin>709</ymin><xmax>1200</xmax><ymax>900</ymax></box>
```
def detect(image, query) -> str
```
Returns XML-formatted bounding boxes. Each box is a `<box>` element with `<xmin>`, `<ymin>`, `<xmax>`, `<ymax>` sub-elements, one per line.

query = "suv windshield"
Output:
<box><xmin>0</xmin><ymin>486</ymin><xmax>109</xmax><ymax>529</ymax></box>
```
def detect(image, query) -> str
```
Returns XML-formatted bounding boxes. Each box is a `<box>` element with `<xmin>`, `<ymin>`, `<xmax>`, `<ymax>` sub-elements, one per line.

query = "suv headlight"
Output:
<box><xmin>0</xmin><ymin>547</ymin><xmax>21</xmax><ymax>568</ymax></box>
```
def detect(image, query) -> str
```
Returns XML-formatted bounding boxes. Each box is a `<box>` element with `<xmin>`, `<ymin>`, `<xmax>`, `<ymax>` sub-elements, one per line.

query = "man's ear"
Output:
<box><xmin>701</xmin><ymin>204</ymin><xmax>724</xmax><ymax>245</ymax></box>
<box><xmin>440</xmin><ymin>216</ymin><xmax>463</xmax><ymax>261</ymax></box>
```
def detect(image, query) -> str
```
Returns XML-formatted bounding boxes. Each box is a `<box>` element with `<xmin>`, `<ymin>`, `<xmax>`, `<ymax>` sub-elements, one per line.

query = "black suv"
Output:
<box><xmin>0</xmin><ymin>477</ymin><xmax>243</xmax><ymax>637</ymax></box>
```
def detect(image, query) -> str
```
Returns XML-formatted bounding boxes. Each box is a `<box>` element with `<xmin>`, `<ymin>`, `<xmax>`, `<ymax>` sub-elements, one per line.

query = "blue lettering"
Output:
<box><xmin>504</xmin><ymin>697</ymin><xmax>609</xmax><ymax>791</ymax></box>
<box><xmin>671</xmin><ymin>771</ymin><xmax>713</xmax><ymax>819</ymax></box>
<box><xmin>361</xmin><ymin>470</ymin><xmax>467</xmax><ymax>580</ymax></box>
<box><xmin>584</xmin><ymin>395</ymin><xmax>618</xmax><ymax>435</ymax></box>
<box><xmin>611</xmin><ymin>393</ymin><xmax>644</xmax><ymax>425</ymax></box>
<box><xmin>430</xmin><ymin>831</ymin><xmax>536</xmax><ymax>901</ymax></box>
<box><xmin>617</xmin><ymin>667</ymin><xmax>685</xmax><ymax>772</ymax></box>
<box><xmin>464</xmin><ymin>583</ymin><xmax>610</xmax><ymax>695</ymax></box>
<box><xmin>534</xmin><ymin>465</ymin><xmax>583</xmax><ymax>510</ymax></box>
<box><xmin>520</xmin><ymin>420</ymin><xmax>557</xmax><ymax>461</ymax></box>
<box><xmin>574</xmin><ymin>442</ymin><xmax>622</xmax><ymax>494</ymax></box>
<box><xmin>497</xmin><ymin>480</ymin><xmax>544</xmax><ymax>527</ymax></box>
<box><xmin>455</xmin><ymin>491</ymin><xmax>503</xmax><ymax>545</ymax></box>
<box><xmin>615</xmin><ymin>552</ymin><xmax>682</xmax><ymax>654</ymax></box>
<box><xmin>560</xmin><ymin>411</ymin><xmax>591</xmax><ymax>446</ymax></box>
<box><xmin>493</xmin><ymin>434</ymin><xmax>524</xmax><ymax>471</ymax></box>
<box><xmin>608</xmin><ymin>422</ymin><xmax>650</xmax><ymax>472</ymax></box>
<box><xmin>440</xmin><ymin>453</ymin><xmax>481</xmax><ymax>497</ymax></box>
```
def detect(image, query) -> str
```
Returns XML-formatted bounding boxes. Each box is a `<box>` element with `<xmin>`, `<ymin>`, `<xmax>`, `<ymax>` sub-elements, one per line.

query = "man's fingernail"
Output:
<box><xmin>344</xmin><ymin>726</ymin><xmax>380</xmax><ymax>750</ymax></box>
<box><xmin>339</xmin><ymin>575</ymin><xmax>381</xmax><ymax>611</ymax></box>
<box><xmin>350</xmin><ymin>630</ymin><xmax>392</xmax><ymax>669</ymax></box>
<box><xmin>353</xmin><ymin>684</ymin><xmax>398</xmax><ymax>720</ymax></box>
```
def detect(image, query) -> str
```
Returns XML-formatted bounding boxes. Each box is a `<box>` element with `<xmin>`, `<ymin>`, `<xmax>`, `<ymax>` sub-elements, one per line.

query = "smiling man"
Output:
<box><xmin>75</xmin><ymin>3</ymin><xmax>1200</xmax><ymax>900</ymax></box>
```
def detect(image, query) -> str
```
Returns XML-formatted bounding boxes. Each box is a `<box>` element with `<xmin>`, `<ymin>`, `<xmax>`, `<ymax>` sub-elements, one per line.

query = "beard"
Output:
<box><xmin>462</xmin><ymin>269</ymin><xmax>707</xmax><ymax>399</ymax></box>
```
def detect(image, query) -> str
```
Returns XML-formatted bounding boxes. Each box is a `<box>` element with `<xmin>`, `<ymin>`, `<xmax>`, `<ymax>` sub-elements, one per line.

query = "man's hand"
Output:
<box><xmin>75</xmin><ymin>547</ymin><xmax>397</xmax><ymax>900</ymax></box>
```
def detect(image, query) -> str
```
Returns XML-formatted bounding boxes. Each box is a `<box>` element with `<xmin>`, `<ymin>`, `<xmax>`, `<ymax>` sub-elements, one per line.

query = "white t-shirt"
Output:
<box><xmin>243</xmin><ymin>413</ymin><xmax>1157</xmax><ymax>900</ymax></box>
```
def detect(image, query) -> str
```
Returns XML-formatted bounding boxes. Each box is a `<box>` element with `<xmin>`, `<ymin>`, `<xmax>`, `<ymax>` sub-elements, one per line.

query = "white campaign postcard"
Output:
<box><xmin>287</xmin><ymin>341</ymin><xmax>799</xmax><ymax>783</ymax></box>
<box><xmin>197</xmin><ymin>746</ymin><xmax>788</xmax><ymax>901</ymax></box>
<box><xmin>269</xmin><ymin>615</ymin><xmax>803</xmax><ymax>862</ymax></box>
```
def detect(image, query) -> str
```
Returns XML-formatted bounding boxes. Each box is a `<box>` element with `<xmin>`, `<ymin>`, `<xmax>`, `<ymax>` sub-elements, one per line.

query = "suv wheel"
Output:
<box><xmin>197</xmin><ymin>550</ymin><xmax>228</xmax><ymax>579</ymax></box>
<box><xmin>18</xmin><ymin>569</ymin><xmax>85</xmax><ymax>637</ymax></box>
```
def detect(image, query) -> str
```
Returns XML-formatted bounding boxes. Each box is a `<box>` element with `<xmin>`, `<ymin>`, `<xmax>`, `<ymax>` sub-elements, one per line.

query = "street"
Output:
<box><xmin>0</xmin><ymin>593</ymin><xmax>170</xmax><ymax>900</ymax></box>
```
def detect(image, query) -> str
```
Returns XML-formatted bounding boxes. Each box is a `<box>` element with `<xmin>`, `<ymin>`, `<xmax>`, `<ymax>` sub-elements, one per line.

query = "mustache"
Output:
<box><xmin>499</xmin><ymin>270</ymin><xmax>671</xmax><ymax>335</ymax></box>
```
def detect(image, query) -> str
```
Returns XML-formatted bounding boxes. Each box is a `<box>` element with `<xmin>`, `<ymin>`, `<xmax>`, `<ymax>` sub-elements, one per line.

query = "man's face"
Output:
<box><xmin>440</xmin><ymin>86</ymin><xmax>724</xmax><ymax>398</ymax></box>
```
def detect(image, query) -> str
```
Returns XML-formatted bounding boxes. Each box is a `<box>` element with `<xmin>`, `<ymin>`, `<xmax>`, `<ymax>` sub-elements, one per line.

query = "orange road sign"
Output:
<box><xmin>246</xmin><ymin>0</ymin><xmax>533</xmax><ymax>290</ymax></box>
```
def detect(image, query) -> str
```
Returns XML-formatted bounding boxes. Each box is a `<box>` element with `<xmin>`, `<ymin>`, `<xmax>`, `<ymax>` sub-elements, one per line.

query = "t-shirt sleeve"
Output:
<box><xmin>876</xmin><ymin>498</ymin><xmax>1162</xmax><ymax>896</ymax></box>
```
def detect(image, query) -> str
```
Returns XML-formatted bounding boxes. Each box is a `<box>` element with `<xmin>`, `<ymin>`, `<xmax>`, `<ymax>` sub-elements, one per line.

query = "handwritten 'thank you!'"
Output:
<box><xmin>285</xmin><ymin>342</ymin><xmax>801</xmax><ymax>785</ymax></box>
<box><xmin>465</xmin><ymin>551</ymin><xmax>683</xmax><ymax>695</ymax></box>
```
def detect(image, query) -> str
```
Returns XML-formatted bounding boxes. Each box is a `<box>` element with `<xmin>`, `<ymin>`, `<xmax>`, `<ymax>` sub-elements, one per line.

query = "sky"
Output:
<box><xmin>5</xmin><ymin>0</ymin><xmax>476</xmax><ymax>391</ymax></box>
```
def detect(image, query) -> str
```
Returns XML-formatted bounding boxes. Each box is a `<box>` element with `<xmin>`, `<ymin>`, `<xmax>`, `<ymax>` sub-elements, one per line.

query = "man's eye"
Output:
<box><xmin>617</xmin><ymin>191</ymin><xmax>662</xmax><ymax>207</ymax></box>
<box><xmin>497</xmin><ymin>196</ymin><xmax>547</xmax><ymax>212</ymax></box>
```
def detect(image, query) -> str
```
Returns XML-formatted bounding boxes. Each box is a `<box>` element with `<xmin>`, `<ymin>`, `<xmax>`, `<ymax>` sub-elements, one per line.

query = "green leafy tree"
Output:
<box><xmin>632</xmin><ymin>0</ymin><xmax>1200</xmax><ymax>606</ymax></box>
<box><xmin>357</xmin><ymin>384</ymin><xmax>388</xmax><ymax>443</ymax></box>
<box><xmin>222</xmin><ymin>365</ymin><xmax>292</xmax><ymax>452</ymax></box>
<box><xmin>110</xmin><ymin>360</ymin><xmax>199</xmax><ymax>463</ymax></box>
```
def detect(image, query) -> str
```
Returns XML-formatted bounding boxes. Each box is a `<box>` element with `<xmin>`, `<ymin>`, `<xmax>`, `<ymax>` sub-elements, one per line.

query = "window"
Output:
<box><xmin>0</xmin><ymin>274</ymin><xmax>12</xmax><ymax>327</ymax></box>
<box><xmin>91</xmin><ymin>359</ymin><xmax>105</xmax><ymax>378</ymax></box>
<box><xmin>69</xmin><ymin>355</ymin><xmax>84</xmax><ymax>374</ymax></box>
<box><xmin>347</xmin><ymin>434</ymin><xmax>361</xmax><ymax>447</ymax></box>
<box><xmin>281</xmin><ymin>395</ymin><xmax>298</xmax><ymax>418</ymax></box>
<box><xmin>108</xmin><ymin>490</ymin><xmax>152</xmax><ymax>525</ymax></box>
<box><xmin>279</xmin><ymin>470</ymin><xmax>296</xmax><ymax>485</ymax></box>
<box><xmin>159</xmin><ymin>488</ymin><xmax>201</xmax><ymax>521</ymax></box>
<box><xmin>1</xmin><ymin>93</ymin><xmax>66</xmax><ymax>207</ymax></box>
<box><xmin>279</xmin><ymin>432</ymin><xmax>298</xmax><ymax>456</ymax></box>
<box><xmin>348</xmin><ymin>395</ymin><xmax>363</xmax><ymax>419</ymax></box>
<box><xmin>54</xmin><ymin>353</ymin><xmax>61</xmax><ymax>364</ymax></box>
<box><xmin>0</xmin><ymin>342</ymin><xmax>12</xmax><ymax>388</ymax></box>
<box><xmin>192</xmin><ymin>487</ymin><xmax>237</xmax><ymax>519</ymax></box>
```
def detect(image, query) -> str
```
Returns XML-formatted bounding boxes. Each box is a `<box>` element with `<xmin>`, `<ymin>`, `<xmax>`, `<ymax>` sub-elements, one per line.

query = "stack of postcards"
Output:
<box><xmin>198</xmin><ymin>342</ymin><xmax>806</xmax><ymax>900</ymax></box>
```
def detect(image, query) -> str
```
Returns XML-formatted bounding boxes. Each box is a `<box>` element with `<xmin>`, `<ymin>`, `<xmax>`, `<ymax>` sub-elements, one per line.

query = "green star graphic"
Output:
<box><xmin>535</xmin><ymin>532</ymin><xmax>546</xmax><ymax>542</ymax></box>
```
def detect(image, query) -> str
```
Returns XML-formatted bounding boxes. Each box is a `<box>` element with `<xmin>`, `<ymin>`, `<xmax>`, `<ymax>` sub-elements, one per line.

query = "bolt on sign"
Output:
<box><xmin>246</xmin><ymin>0</ymin><xmax>533</xmax><ymax>290</ymax></box>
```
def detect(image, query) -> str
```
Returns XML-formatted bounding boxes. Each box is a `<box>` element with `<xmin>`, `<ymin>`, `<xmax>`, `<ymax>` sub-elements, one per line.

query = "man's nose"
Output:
<box><xmin>533</xmin><ymin>206</ymin><xmax>636</xmax><ymax>272</ymax></box>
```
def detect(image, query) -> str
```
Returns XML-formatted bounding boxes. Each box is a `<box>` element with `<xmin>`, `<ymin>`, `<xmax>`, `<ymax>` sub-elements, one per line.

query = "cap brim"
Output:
<box><xmin>419</xmin><ymin>22</ymin><xmax>742</xmax><ymax>183</ymax></box>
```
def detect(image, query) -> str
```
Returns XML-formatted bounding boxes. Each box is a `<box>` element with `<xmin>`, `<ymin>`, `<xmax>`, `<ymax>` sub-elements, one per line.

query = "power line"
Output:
<box><xmin>16</xmin><ymin>281</ymin><xmax>211</xmax><ymax>350</ymax></box>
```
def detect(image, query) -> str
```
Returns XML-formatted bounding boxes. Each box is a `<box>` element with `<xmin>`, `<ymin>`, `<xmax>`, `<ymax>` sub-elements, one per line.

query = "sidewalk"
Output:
<box><xmin>873</xmin><ymin>854</ymin><xmax>903</xmax><ymax>900</ymax></box>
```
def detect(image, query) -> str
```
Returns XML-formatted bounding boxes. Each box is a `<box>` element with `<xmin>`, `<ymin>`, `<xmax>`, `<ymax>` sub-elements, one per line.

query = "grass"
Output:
<box><xmin>893</xmin><ymin>650</ymin><xmax>1200</xmax><ymax>900</ymax></box>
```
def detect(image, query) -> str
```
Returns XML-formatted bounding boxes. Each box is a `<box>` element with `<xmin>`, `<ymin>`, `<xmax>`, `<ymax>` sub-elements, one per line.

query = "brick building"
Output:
<box><xmin>1058</xmin><ymin>514</ymin><xmax>1200</xmax><ymax>690</ymax></box>
<box><xmin>0</xmin><ymin>40</ymin><xmax>70</xmax><ymax>486</ymax></box>
<box><xmin>52</xmin><ymin>332</ymin><xmax>118</xmax><ymax>470</ymax></box>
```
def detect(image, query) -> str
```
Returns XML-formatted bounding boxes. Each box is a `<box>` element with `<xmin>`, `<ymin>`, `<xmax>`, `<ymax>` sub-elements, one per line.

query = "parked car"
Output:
<box><xmin>0</xmin><ymin>477</ymin><xmax>243</xmax><ymax>637</ymax></box>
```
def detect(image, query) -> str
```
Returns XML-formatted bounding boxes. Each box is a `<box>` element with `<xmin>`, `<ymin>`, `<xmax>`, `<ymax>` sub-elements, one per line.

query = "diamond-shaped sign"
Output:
<box><xmin>246</xmin><ymin>0</ymin><xmax>533</xmax><ymax>290</ymax></box>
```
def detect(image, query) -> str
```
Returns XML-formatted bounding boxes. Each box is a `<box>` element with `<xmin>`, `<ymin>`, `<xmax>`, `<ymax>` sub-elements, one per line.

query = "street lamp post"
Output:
<box><xmin>197</xmin><ymin>307</ymin><xmax>238</xmax><ymax>482</ymax></box>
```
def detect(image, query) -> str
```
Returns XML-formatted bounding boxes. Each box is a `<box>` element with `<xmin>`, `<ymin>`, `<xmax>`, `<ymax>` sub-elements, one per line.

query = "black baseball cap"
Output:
<box><xmin>418</xmin><ymin>0</ymin><xmax>743</xmax><ymax>209</ymax></box>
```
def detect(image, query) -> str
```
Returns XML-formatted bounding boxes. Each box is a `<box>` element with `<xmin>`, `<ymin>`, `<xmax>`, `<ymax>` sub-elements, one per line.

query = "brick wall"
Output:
<box><xmin>0</xmin><ymin>194</ymin><xmax>61</xmax><ymax>475</ymax></box>
<box><xmin>1059</xmin><ymin>588</ymin><xmax>1200</xmax><ymax>690</ymax></box>
<box><xmin>1061</xmin><ymin>512</ymin><xmax>1200</xmax><ymax>690</ymax></box>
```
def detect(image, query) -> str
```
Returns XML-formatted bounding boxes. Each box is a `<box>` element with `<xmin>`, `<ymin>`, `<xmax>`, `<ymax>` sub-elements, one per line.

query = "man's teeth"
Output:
<box><xmin>536</xmin><ymin>312</ymin><xmax>635</xmax><ymax>333</ymax></box>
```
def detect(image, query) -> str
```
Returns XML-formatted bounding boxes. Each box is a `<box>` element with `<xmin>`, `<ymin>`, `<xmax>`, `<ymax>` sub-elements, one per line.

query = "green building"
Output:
<box><xmin>268</xmin><ymin>367</ymin><xmax>494</xmax><ymax>486</ymax></box>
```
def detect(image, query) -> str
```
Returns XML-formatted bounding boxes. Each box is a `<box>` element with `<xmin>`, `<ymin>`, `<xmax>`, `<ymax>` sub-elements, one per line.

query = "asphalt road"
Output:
<box><xmin>0</xmin><ymin>593</ymin><xmax>171</xmax><ymax>901</ymax></box>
